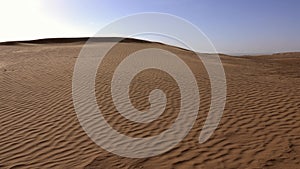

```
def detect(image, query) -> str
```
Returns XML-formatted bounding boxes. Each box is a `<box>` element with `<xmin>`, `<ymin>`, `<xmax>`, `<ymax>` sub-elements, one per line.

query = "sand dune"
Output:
<box><xmin>0</xmin><ymin>38</ymin><xmax>299</xmax><ymax>168</ymax></box>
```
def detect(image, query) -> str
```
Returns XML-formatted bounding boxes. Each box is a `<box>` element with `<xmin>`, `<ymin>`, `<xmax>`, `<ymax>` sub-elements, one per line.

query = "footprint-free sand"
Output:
<box><xmin>0</xmin><ymin>38</ymin><xmax>299</xmax><ymax>168</ymax></box>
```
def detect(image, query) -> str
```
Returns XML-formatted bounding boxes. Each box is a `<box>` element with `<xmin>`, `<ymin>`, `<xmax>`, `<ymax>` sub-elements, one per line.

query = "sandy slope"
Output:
<box><xmin>0</xmin><ymin>39</ymin><xmax>299</xmax><ymax>169</ymax></box>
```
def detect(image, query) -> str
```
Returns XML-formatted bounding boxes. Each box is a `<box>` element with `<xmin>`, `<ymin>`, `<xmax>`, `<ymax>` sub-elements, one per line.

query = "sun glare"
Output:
<box><xmin>0</xmin><ymin>0</ymin><xmax>80</xmax><ymax>42</ymax></box>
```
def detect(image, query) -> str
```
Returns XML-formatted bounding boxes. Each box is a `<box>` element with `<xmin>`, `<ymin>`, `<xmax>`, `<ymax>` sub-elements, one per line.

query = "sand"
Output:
<box><xmin>0</xmin><ymin>38</ymin><xmax>299</xmax><ymax>169</ymax></box>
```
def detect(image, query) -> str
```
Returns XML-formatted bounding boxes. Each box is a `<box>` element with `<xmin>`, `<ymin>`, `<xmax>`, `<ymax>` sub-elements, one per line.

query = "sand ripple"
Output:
<box><xmin>0</xmin><ymin>41</ymin><xmax>299</xmax><ymax>168</ymax></box>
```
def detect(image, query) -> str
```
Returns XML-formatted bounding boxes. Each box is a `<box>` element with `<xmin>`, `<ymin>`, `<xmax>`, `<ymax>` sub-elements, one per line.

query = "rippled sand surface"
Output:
<box><xmin>0</xmin><ymin>38</ymin><xmax>299</xmax><ymax>168</ymax></box>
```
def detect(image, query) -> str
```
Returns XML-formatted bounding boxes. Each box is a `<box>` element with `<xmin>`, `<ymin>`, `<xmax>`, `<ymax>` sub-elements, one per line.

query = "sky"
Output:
<box><xmin>0</xmin><ymin>0</ymin><xmax>299</xmax><ymax>54</ymax></box>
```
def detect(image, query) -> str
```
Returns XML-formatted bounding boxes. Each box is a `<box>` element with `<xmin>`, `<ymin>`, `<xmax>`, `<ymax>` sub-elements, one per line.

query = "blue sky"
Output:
<box><xmin>0</xmin><ymin>0</ymin><xmax>299</xmax><ymax>54</ymax></box>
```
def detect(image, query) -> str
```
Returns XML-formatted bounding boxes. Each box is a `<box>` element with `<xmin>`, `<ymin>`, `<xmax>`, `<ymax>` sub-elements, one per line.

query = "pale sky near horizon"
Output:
<box><xmin>0</xmin><ymin>0</ymin><xmax>299</xmax><ymax>54</ymax></box>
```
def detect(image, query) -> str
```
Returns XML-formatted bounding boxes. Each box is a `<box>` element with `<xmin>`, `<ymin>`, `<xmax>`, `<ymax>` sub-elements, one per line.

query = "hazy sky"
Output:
<box><xmin>0</xmin><ymin>0</ymin><xmax>299</xmax><ymax>54</ymax></box>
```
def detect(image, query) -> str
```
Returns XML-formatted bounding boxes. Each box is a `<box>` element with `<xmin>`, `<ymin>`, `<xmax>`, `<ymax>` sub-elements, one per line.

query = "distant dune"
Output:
<box><xmin>0</xmin><ymin>37</ymin><xmax>155</xmax><ymax>45</ymax></box>
<box><xmin>0</xmin><ymin>38</ymin><xmax>299</xmax><ymax>169</ymax></box>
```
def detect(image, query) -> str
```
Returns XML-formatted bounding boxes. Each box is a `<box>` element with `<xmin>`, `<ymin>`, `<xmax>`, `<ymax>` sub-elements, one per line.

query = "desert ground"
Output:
<box><xmin>0</xmin><ymin>38</ymin><xmax>299</xmax><ymax>169</ymax></box>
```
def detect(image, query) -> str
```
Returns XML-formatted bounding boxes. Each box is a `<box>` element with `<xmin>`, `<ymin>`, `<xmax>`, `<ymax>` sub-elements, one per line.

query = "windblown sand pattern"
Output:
<box><xmin>0</xmin><ymin>38</ymin><xmax>299</xmax><ymax>168</ymax></box>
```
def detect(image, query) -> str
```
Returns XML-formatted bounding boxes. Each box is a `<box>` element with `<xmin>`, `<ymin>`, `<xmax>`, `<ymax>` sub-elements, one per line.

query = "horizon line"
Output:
<box><xmin>1</xmin><ymin>36</ymin><xmax>299</xmax><ymax>56</ymax></box>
